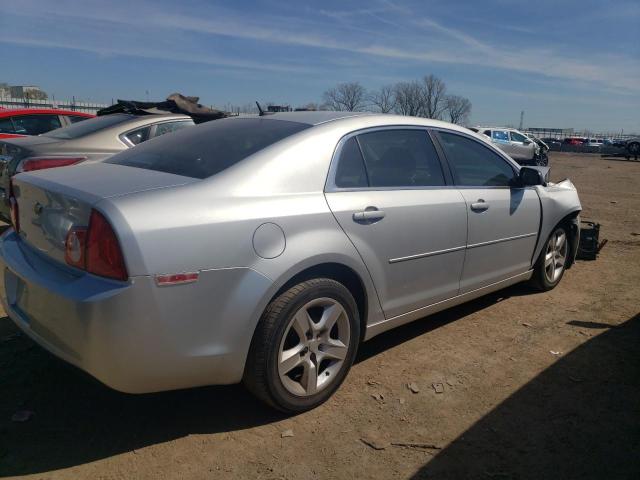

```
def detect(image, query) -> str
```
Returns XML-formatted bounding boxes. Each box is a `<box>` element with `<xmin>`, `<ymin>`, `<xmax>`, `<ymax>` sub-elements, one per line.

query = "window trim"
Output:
<box><xmin>325</xmin><ymin>125</ymin><xmax>453</xmax><ymax>193</ymax></box>
<box><xmin>430</xmin><ymin>127</ymin><xmax>522</xmax><ymax>190</ymax></box>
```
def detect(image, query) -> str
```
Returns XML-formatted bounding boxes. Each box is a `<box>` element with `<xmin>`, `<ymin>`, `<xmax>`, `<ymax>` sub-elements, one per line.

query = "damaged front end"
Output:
<box><xmin>534</xmin><ymin>174</ymin><xmax>583</xmax><ymax>269</ymax></box>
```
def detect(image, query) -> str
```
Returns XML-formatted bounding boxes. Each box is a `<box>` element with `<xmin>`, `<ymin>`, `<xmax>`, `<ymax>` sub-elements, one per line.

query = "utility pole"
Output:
<box><xmin>519</xmin><ymin>110</ymin><xmax>524</xmax><ymax>131</ymax></box>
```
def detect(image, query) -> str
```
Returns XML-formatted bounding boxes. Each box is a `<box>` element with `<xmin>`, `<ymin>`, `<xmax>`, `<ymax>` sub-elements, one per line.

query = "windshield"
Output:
<box><xmin>107</xmin><ymin>117</ymin><xmax>311</xmax><ymax>179</ymax></box>
<box><xmin>43</xmin><ymin>113</ymin><xmax>133</xmax><ymax>139</ymax></box>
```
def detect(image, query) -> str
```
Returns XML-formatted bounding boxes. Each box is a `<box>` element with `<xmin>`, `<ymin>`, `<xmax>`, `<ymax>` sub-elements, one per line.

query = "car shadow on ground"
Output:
<box><xmin>0</xmin><ymin>283</ymin><xmax>536</xmax><ymax>476</ymax></box>
<box><xmin>410</xmin><ymin>312</ymin><xmax>640</xmax><ymax>480</ymax></box>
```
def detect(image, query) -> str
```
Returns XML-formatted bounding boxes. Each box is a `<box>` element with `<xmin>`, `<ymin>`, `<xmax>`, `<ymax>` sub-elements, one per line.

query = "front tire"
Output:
<box><xmin>530</xmin><ymin>226</ymin><xmax>569</xmax><ymax>291</ymax></box>
<box><xmin>244</xmin><ymin>278</ymin><xmax>360</xmax><ymax>413</ymax></box>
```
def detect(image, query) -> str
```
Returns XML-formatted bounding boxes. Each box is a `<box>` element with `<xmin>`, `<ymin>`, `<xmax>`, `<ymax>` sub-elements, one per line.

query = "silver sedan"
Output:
<box><xmin>0</xmin><ymin>112</ymin><xmax>581</xmax><ymax>412</ymax></box>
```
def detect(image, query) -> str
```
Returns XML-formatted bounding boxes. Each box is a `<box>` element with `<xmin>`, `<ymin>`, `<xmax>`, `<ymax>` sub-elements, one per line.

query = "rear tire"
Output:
<box><xmin>244</xmin><ymin>278</ymin><xmax>360</xmax><ymax>413</ymax></box>
<box><xmin>530</xmin><ymin>226</ymin><xmax>569</xmax><ymax>291</ymax></box>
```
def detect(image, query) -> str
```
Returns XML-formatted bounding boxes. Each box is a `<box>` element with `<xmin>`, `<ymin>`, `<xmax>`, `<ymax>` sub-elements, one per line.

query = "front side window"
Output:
<box><xmin>108</xmin><ymin>118</ymin><xmax>310</xmax><ymax>179</ymax></box>
<box><xmin>437</xmin><ymin>131</ymin><xmax>516</xmax><ymax>187</ymax></box>
<box><xmin>510</xmin><ymin>131</ymin><xmax>527</xmax><ymax>142</ymax></box>
<box><xmin>355</xmin><ymin>129</ymin><xmax>445</xmax><ymax>188</ymax></box>
<box><xmin>12</xmin><ymin>114</ymin><xmax>62</xmax><ymax>135</ymax></box>
<box><xmin>492</xmin><ymin>130</ymin><xmax>509</xmax><ymax>142</ymax></box>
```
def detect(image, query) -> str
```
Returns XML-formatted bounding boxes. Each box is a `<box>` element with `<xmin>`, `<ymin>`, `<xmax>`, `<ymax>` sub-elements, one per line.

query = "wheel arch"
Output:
<box><xmin>269</xmin><ymin>261</ymin><xmax>370</xmax><ymax>342</ymax></box>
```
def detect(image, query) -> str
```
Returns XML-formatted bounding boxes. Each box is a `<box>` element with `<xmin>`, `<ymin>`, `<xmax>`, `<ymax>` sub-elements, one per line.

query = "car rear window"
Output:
<box><xmin>107</xmin><ymin>118</ymin><xmax>311</xmax><ymax>179</ymax></box>
<box><xmin>43</xmin><ymin>113</ymin><xmax>133</xmax><ymax>139</ymax></box>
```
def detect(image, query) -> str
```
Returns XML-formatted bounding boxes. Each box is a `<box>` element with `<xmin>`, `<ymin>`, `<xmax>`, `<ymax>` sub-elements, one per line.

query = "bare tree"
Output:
<box><xmin>421</xmin><ymin>74</ymin><xmax>447</xmax><ymax>119</ymax></box>
<box><xmin>393</xmin><ymin>81</ymin><xmax>424</xmax><ymax>116</ymax></box>
<box><xmin>367</xmin><ymin>84</ymin><xmax>396</xmax><ymax>113</ymax></box>
<box><xmin>444</xmin><ymin>95</ymin><xmax>472</xmax><ymax>125</ymax></box>
<box><xmin>322</xmin><ymin>82</ymin><xmax>366</xmax><ymax>111</ymax></box>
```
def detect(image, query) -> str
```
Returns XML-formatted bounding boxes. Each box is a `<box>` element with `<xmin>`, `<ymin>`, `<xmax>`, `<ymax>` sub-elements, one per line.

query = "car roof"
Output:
<box><xmin>0</xmin><ymin>108</ymin><xmax>94</xmax><ymax>117</ymax></box>
<box><xmin>260</xmin><ymin>111</ymin><xmax>373</xmax><ymax>125</ymax></box>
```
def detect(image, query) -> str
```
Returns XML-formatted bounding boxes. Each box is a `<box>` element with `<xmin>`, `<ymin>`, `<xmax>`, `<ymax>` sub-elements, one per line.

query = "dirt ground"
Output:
<box><xmin>0</xmin><ymin>152</ymin><xmax>638</xmax><ymax>479</ymax></box>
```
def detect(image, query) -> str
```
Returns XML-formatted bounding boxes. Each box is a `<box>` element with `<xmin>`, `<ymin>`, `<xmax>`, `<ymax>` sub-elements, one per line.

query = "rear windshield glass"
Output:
<box><xmin>43</xmin><ymin>114</ymin><xmax>133</xmax><ymax>139</ymax></box>
<box><xmin>106</xmin><ymin>118</ymin><xmax>311</xmax><ymax>179</ymax></box>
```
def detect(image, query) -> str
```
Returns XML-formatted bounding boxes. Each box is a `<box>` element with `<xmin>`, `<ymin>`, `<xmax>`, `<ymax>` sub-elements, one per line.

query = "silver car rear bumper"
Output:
<box><xmin>0</xmin><ymin>230</ymin><xmax>273</xmax><ymax>393</ymax></box>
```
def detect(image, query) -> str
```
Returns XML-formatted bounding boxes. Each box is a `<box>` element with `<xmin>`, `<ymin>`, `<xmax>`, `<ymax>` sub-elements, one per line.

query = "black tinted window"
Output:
<box><xmin>43</xmin><ymin>113</ymin><xmax>132</xmax><ymax>139</ymax></box>
<box><xmin>357</xmin><ymin>129</ymin><xmax>445</xmax><ymax>187</ymax></box>
<box><xmin>335</xmin><ymin>137</ymin><xmax>368</xmax><ymax>188</ymax></box>
<box><xmin>437</xmin><ymin>132</ymin><xmax>515</xmax><ymax>187</ymax></box>
<box><xmin>12</xmin><ymin>114</ymin><xmax>61</xmax><ymax>135</ymax></box>
<box><xmin>108</xmin><ymin>118</ymin><xmax>310</xmax><ymax>179</ymax></box>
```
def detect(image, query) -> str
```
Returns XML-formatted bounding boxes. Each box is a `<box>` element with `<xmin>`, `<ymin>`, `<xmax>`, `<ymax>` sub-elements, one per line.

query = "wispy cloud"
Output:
<box><xmin>2</xmin><ymin>0</ymin><xmax>639</xmax><ymax>94</ymax></box>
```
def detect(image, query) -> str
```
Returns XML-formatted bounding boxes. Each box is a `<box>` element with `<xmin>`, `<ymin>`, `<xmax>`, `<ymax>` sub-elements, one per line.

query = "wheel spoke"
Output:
<box><xmin>545</xmin><ymin>251</ymin><xmax>554</xmax><ymax>267</ymax></box>
<box><xmin>279</xmin><ymin>344</ymin><xmax>305</xmax><ymax>375</ymax></box>
<box><xmin>556</xmin><ymin>232</ymin><xmax>566</xmax><ymax>250</ymax></box>
<box><xmin>320</xmin><ymin>339</ymin><xmax>348</xmax><ymax>361</ymax></box>
<box><xmin>292</xmin><ymin>310</ymin><xmax>312</xmax><ymax>340</ymax></box>
<box><xmin>316</xmin><ymin>303</ymin><xmax>343</xmax><ymax>333</ymax></box>
<box><xmin>301</xmin><ymin>358</ymin><xmax>318</xmax><ymax>395</ymax></box>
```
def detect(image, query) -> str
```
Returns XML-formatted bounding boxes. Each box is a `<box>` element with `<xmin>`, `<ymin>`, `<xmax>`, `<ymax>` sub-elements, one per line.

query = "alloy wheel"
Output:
<box><xmin>544</xmin><ymin>228</ymin><xmax>568</xmax><ymax>283</ymax></box>
<box><xmin>278</xmin><ymin>297</ymin><xmax>351</xmax><ymax>396</ymax></box>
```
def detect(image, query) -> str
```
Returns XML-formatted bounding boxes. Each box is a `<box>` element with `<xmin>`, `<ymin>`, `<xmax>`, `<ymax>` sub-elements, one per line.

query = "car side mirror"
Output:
<box><xmin>519</xmin><ymin>167</ymin><xmax>544</xmax><ymax>186</ymax></box>
<box><xmin>523</xmin><ymin>139</ymin><xmax>532</xmax><ymax>145</ymax></box>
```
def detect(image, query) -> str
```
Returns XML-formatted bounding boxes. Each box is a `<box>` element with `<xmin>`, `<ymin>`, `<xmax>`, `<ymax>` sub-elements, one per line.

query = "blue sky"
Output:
<box><xmin>1</xmin><ymin>0</ymin><xmax>639</xmax><ymax>132</ymax></box>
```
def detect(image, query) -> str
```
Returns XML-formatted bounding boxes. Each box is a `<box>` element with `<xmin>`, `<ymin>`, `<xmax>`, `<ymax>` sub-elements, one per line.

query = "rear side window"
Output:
<box><xmin>0</xmin><ymin>118</ymin><xmax>15</xmax><ymax>134</ymax></box>
<box><xmin>108</xmin><ymin>118</ymin><xmax>311</xmax><ymax>179</ymax></box>
<box><xmin>12</xmin><ymin>114</ymin><xmax>61</xmax><ymax>135</ymax></box>
<box><xmin>437</xmin><ymin>131</ymin><xmax>515</xmax><ymax>187</ymax></box>
<box><xmin>124</xmin><ymin>126</ymin><xmax>151</xmax><ymax>145</ymax></box>
<box><xmin>334</xmin><ymin>137</ymin><xmax>368</xmax><ymax>188</ymax></box>
<box><xmin>356</xmin><ymin>129</ymin><xmax>445</xmax><ymax>188</ymax></box>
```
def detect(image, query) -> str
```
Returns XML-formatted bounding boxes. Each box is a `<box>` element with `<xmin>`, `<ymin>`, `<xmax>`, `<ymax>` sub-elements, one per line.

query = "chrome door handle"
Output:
<box><xmin>470</xmin><ymin>200</ymin><xmax>489</xmax><ymax>212</ymax></box>
<box><xmin>353</xmin><ymin>207</ymin><xmax>386</xmax><ymax>223</ymax></box>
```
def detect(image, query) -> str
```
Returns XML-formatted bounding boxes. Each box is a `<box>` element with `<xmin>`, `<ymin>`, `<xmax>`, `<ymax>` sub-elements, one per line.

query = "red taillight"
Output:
<box><xmin>64</xmin><ymin>209</ymin><xmax>128</xmax><ymax>281</ymax></box>
<box><xmin>8</xmin><ymin>180</ymin><xmax>19</xmax><ymax>233</ymax></box>
<box><xmin>21</xmin><ymin>157</ymin><xmax>86</xmax><ymax>172</ymax></box>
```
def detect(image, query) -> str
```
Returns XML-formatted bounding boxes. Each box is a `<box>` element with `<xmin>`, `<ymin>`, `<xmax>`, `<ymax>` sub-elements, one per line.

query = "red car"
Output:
<box><xmin>0</xmin><ymin>108</ymin><xmax>94</xmax><ymax>139</ymax></box>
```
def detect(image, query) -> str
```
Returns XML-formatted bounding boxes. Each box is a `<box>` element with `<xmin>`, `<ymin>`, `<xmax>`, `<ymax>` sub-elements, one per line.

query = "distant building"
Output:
<box><xmin>5</xmin><ymin>84</ymin><xmax>48</xmax><ymax>100</ymax></box>
<box><xmin>267</xmin><ymin>105</ymin><xmax>291</xmax><ymax>113</ymax></box>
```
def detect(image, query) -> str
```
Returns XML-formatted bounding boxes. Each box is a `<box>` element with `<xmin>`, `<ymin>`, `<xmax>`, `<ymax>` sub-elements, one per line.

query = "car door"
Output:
<box><xmin>434</xmin><ymin>130</ymin><xmax>541</xmax><ymax>293</ymax></box>
<box><xmin>509</xmin><ymin>131</ymin><xmax>532</xmax><ymax>161</ymax></box>
<box><xmin>325</xmin><ymin>128</ymin><xmax>468</xmax><ymax>319</ymax></box>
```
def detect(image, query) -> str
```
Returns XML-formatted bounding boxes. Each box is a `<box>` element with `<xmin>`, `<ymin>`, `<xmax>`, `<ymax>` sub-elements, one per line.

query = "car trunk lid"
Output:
<box><xmin>12</xmin><ymin>163</ymin><xmax>198</xmax><ymax>266</ymax></box>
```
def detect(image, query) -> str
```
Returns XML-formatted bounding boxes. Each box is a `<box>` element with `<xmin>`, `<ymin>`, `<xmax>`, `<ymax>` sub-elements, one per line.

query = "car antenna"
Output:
<box><xmin>255</xmin><ymin>101</ymin><xmax>274</xmax><ymax>116</ymax></box>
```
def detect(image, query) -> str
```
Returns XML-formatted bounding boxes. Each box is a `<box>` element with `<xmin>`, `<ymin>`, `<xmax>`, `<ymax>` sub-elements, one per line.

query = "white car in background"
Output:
<box><xmin>474</xmin><ymin>127</ymin><xmax>540</xmax><ymax>165</ymax></box>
